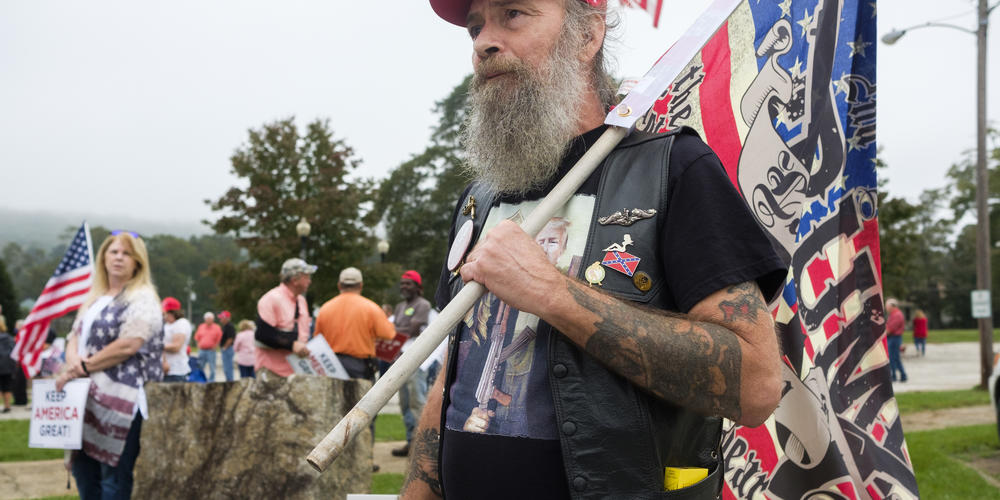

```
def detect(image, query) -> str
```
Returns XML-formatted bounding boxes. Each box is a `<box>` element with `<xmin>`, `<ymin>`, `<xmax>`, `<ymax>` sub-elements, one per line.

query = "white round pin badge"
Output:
<box><xmin>447</xmin><ymin>220</ymin><xmax>474</xmax><ymax>271</ymax></box>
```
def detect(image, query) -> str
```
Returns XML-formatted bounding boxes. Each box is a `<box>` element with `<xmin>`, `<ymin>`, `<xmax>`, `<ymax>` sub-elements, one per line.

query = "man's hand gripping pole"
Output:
<box><xmin>306</xmin><ymin>125</ymin><xmax>629</xmax><ymax>472</ymax></box>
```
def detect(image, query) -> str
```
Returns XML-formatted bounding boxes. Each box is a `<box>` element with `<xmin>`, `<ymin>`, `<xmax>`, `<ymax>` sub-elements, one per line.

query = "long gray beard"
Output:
<box><xmin>462</xmin><ymin>31</ymin><xmax>589</xmax><ymax>196</ymax></box>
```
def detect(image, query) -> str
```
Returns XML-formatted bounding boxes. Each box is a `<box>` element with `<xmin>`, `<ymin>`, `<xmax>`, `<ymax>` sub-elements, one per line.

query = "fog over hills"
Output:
<box><xmin>0</xmin><ymin>207</ymin><xmax>210</xmax><ymax>249</ymax></box>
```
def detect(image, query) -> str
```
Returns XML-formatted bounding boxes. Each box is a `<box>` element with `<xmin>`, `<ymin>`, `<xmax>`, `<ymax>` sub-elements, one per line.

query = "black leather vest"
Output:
<box><xmin>440</xmin><ymin>128</ymin><xmax>722</xmax><ymax>499</ymax></box>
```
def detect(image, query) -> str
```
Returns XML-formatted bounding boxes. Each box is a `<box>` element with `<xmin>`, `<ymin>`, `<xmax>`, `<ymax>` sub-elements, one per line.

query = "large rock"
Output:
<box><xmin>133</xmin><ymin>373</ymin><xmax>373</xmax><ymax>499</ymax></box>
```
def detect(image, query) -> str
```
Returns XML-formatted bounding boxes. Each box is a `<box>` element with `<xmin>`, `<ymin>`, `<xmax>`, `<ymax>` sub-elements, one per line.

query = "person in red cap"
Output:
<box><xmin>161</xmin><ymin>297</ymin><xmax>192</xmax><ymax>383</ymax></box>
<box><xmin>217</xmin><ymin>310</ymin><xmax>236</xmax><ymax>382</ymax></box>
<box><xmin>391</xmin><ymin>270</ymin><xmax>432</xmax><ymax>458</ymax></box>
<box><xmin>404</xmin><ymin>1</ymin><xmax>786</xmax><ymax>498</ymax></box>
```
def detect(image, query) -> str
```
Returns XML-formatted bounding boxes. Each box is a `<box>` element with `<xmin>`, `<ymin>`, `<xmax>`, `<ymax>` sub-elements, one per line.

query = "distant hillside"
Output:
<box><xmin>0</xmin><ymin>207</ymin><xmax>211</xmax><ymax>249</ymax></box>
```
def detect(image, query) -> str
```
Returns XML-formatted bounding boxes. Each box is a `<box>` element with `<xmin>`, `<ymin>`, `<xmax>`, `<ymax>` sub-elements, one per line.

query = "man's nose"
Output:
<box><xmin>473</xmin><ymin>23</ymin><xmax>503</xmax><ymax>61</ymax></box>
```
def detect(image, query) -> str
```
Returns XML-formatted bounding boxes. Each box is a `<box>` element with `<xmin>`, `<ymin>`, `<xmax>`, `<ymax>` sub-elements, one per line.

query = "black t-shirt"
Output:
<box><xmin>436</xmin><ymin>126</ymin><xmax>786</xmax><ymax>499</ymax></box>
<box><xmin>221</xmin><ymin>322</ymin><xmax>236</xmax><ymax>346</ymax></box>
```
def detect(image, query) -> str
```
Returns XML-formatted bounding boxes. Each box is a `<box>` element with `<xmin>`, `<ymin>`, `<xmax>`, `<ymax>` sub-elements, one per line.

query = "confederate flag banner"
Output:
<box><xmin>614</xmin><ymin>0</ymin><xmax>914</xmax><ymax>498</ymax></box>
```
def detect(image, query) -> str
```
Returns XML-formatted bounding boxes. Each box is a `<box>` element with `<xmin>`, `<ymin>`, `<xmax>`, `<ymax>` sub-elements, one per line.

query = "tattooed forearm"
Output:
<box><xmin>571</xmin><ymin>285</ymin><xmax>743</xmax><ymax>420</ymax></box>
<box><xmin>400</xmin><ymin>428</ymin><xmax>443</xmax><ymax>498</ymax></box>
<box><xmin>717</xmin><ymin>282</ymin><xmax>769</xmax><ymax>323</ymax></box>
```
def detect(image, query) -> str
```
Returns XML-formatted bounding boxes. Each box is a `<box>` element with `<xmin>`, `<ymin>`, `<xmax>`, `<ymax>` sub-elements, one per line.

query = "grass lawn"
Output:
<box><xmin>928</xmin><ymin>329</ymin><xmax>999</xmax><ymax>344</ymax></box>
<box><xmin>371</xmin><ymin>415</ymin><xmax>405</xmax><ymax>494</ymax></box>
<box><xmin>372</xmin><ymin>473</ymin><xmax>406</xmax><ymax>494</ymax></box>
<box><xmin>0</xmin><ymin>419</ymin><xmax>63</xmax><ymax>462</ymax></box>
<box><xmin>375</xmin><ymin>413</ymin><xmax>406</xmax><ymax>442</ymax></box>
<box><xmin>895</xmin><ymin>388</ymin><xmax>991</xmax><ymax>413</ymax></box>
<box><xmin>908</xmin><ymin>424</ymin><xmax>1000</xmax><ymax>499</ymax></box>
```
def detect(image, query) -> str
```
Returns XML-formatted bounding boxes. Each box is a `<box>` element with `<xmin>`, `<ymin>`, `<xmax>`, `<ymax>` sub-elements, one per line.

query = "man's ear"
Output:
<box><xmin>580</xmin><ymin>13</ymin><xmax>605</xmax><ymax>64</ymax></box>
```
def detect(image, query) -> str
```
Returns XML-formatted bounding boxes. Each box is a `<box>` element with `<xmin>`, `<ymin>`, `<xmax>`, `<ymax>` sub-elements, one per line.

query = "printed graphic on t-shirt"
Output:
<box><xmin>446</xmin><ymin>195</ymin><xmax>593</xmax><ymax>439</ymax></box>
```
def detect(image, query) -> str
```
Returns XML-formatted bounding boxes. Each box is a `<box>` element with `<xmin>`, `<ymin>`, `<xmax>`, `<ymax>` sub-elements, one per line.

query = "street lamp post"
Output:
<box><xmin>883</xmin><ymin>0</ymin><xmax>998</xmax><ymax>387</ymax></box>
<box><xmin>296</xmin><ymin>218</ymin><xmax>312</xmax><ymax>261</ymax></box>
<box><xmin>377</xmin><ymin>239</ymin><xmax>390</xmax><ymax>263</ymax></box>
<box><xmin>186</xmin><ymin>277</ymin><xmax>196</xmax><ymax>321</ymax></box>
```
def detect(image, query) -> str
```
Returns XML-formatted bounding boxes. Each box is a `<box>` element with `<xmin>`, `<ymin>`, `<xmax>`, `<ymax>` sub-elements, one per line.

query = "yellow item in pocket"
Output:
<box><xmin>664</xmin><ymin>467</ymin><xmax>708</xmax><ymax>491</ymax></box>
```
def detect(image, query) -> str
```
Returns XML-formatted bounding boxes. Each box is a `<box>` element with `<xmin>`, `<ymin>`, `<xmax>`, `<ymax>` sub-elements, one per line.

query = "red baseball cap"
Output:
<box><xmin>430</xmin><ymin>0</ymin><xmax>604</xmax><ymax>27</ymax></box>
<box><xmin>401</xmin><ymin>270</ymin><xmax>423</xmax><ymax>287</ymax></box>
<box><xmin>162</xmin><ymin>297</ymin><xmax>182</xmax><ymax>312</ymax></box>
<box><xmin>219</xmin><ymin>310</ymin><xmax>231</xmax><ymax>319</ymax></box>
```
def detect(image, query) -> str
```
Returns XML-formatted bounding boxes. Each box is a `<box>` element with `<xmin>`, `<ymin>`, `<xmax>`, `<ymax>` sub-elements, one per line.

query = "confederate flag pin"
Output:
<box><xmin>601</xmin><ymin>234</ymin><xmax>641</xmax><ymax>277</ymax></box>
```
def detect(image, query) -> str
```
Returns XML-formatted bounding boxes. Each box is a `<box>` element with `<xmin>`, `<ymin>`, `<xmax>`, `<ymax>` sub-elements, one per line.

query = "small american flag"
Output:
<box><xmin>12</xmin><ymin>222</ymin><xmax>94</xmax><ymax>377</ymax></box>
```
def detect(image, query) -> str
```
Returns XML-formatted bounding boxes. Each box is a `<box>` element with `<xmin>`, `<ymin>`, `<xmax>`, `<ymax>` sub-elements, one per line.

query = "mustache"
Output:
<box><xmin>472</xmin><ymin>57</ymin><xmax>533</xmax><ymax>86</ymax></box>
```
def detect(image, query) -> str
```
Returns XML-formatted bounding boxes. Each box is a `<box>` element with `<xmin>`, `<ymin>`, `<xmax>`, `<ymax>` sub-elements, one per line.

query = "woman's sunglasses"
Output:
<box><xmin>111</xmin><ymin>229</ymin><xmax>141</xmax><ymax>239</ymax></box>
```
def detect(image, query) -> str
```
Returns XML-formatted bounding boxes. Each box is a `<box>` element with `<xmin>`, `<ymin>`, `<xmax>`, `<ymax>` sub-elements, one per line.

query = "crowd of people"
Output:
<box><xmin>885</xmin><ymin>298</ymin><xmax>932</xmax><ymax>384</ymax></box>
<box><xmin>0</xmin><ymin>225</ymin><xmax>435</xmax><ymax>499</ymax></box>
<box><xmin>54</xmin><ymin>256</ymin><xmax>436</xmax><ymax>391</ymax></box>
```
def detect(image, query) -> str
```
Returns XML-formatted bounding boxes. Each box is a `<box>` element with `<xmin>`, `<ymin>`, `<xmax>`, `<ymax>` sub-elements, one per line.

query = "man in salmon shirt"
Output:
<box><xmin>254</xmin><ymin>258</ymin><xmax>314</xmax><ymax>377</ymax></box>
<box><xmin>194</xmin><ymin>311</ymin><xmax>223</xmax><ymax>382</ymax></box>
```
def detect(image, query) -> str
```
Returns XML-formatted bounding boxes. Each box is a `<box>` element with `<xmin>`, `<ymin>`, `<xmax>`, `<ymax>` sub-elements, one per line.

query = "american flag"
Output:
<box><xmin>614</xmin><ymin>0</ymin><xmax>915</xmax><ymax>497</ymax></box>
<box><xmin>12</xmin><ymin>222</ymin><xmax>94</xmax><ymax>377</ymax></box>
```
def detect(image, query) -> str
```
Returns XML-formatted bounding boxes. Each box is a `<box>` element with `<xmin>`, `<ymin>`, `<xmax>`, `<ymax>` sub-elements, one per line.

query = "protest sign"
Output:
<box><xmin>29</xmin><ymin>378</ymin><xmax>89</xmax><ymax>449</ymax></box>
<box><xmin>375</xmin><ymin>333</ymin><xmax>408</xmax><ymax>363</ymax></box>
<box><xmin>287</xmin><ymin>335</ymin><xmax>349</xmax><ymax>380</ymax></box>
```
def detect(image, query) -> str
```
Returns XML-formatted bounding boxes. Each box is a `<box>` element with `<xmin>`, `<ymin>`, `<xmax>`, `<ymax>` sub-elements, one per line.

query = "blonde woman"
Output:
<box><xmin>233</xmin><ymin>319</ymin><xmax>257</xmax><ymax>378</ymax></box>
<box><xmin>56</xmin><ymin>231</ymin><xmax>163</xmax><ymax>500</ymax></box>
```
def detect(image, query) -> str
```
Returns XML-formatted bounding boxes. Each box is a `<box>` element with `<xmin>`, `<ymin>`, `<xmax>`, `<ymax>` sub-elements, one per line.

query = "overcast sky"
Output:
<box><xmin>1</xmin><ymin>0</ymin><xmax>997</xmax><ymax>231</ymax></box>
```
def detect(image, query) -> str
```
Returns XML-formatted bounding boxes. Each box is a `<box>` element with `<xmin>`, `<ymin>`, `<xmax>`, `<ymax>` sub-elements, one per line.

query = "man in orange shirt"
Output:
<box><xmin>315</xmin><ymin>266</ymin><xmax>396</xmax><ymax>472</ymax></box>
<box><xmin>314</xmin><ymin>267</ymin><xmax>396</xmax><ymax>380</ymax></box>
<box><xmin>194</xmin><ymin>312</ymin><xmax>223</xmax><ymax>382</ymax></box>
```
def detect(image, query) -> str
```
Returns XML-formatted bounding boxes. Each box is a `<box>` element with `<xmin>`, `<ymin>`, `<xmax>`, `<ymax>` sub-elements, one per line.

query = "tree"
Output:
<box><xmin>941</xmin><ymin>128</ymin><xmax>1000</xmax><ymax>231</ymax></box>
<box><xmin>877</xmin><ymin>130</ymin><xmax>1000</xmax><ymax>328</ymax></box>
<box><xmin>2</xmin><ymin>242</ymin><xmax>59</xmax><ymax>306</ymax></box>
<box><xmin>877</xmin><ymin>151</ymin><xmax>958</xmax><ymax>327</ymax></box>
<box><xmin>144</xmin><ymin>233</ymin><xmax>243</xmax><ymax>318</ymax></box>
<box><xmin>207</xmin><ymin>118</ymin><xmax>376</xmax><ymax>319</ymax></box>
<box><xmin>373</xmin><ymin>75</ymin><xmax>473</xmax><ymax>302</ymax></box>
<box><xmin>82</xmin><ymin>227</ymin><xmax>243</xmax><ymax>319</ymax></box>
<box><xmin>939</xmin><ymin>129</ymin><xmax>1000</xmax><ymax>322</ymax></box>
<box><xmin>0</xmin><ymin>259</ymin><xmax>19</xmax><ymax>330</ymax></box>
<box><xmin>1</xmin><ymin>226</ymin><xmax>243</xmax><ymax>333</ymax></box>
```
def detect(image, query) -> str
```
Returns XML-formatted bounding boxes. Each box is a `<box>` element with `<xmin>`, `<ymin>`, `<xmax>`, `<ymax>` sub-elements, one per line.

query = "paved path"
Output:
<box><xmin>892</xmin><ymin>342</ymin><xmax>999</xmax><ymax>393</ymax></box>
<box><xmin>0</xmin><ymin>405</ymin><xmax>32</xmax><ymax>422</ymax></box>
<box><xmin>374</xmin><ymin>441</ymin><xmax>409</xmax><ymax>475</ymax></box>
<box><xmin>902</xmin><ymin>404</ymin><xmax>995</xmax><ymax>432</ymax></box>
<box><xmin>0</xmin><ymin>459</ymin><xmax>75</xmax><ymax>500</ymax></box>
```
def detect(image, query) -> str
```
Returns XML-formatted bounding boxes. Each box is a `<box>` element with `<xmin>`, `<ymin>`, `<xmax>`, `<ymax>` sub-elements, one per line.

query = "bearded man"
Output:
<box><xmin>403</xmin><ymin>1</ymin><xmax>788</xmax><ymax>498</ymax></box>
